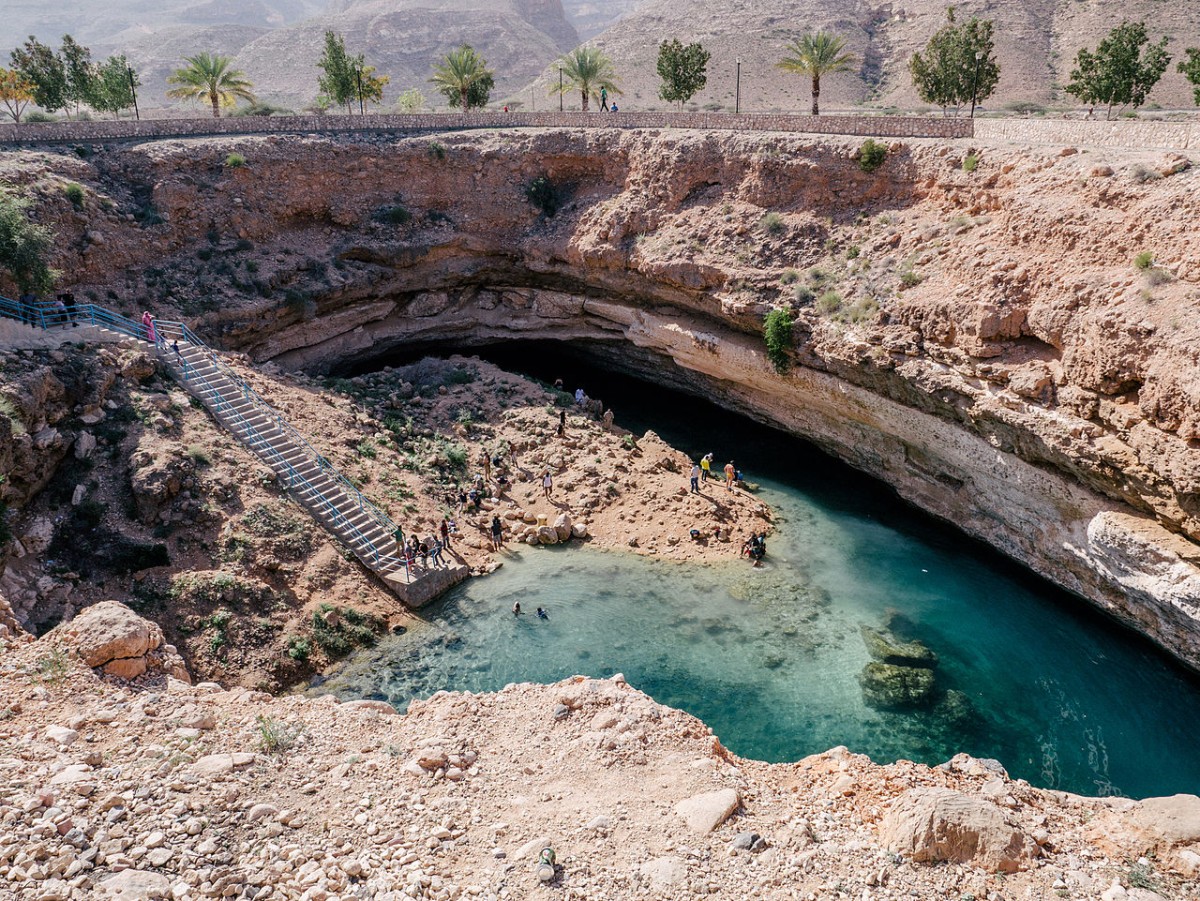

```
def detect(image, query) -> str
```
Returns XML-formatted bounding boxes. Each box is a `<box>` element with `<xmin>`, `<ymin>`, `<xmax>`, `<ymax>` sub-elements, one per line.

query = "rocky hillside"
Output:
<box><xmin>537</xmin><ymin>0</ymin><xmax>1200</xmax><ymax>112</ymax></box>
<box><xmin>1</xmin><ymin>612</ymin><xmax>1199</xmax><ymax>901</ymax></box>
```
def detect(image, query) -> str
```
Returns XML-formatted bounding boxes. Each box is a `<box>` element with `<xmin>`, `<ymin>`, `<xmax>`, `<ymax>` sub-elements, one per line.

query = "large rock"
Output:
<box><xmin>859</xmin><ymin>662</ymin><xmax>937</xmax><ymax>709</ymax></box>
<box><xmin>674</xmin><ymin>788</ymin><xmax>740</xmax><ymax>834</ymax></box>
<box><xmin>879</xmin><ymin>787</ymin><xmax>1036</xmax><ymax>873</ymax></box>
<box><xmin>536</xmin><ymin>525</ymin><xmax>559</xmax><ymax>545</ymax></box>
<box><xmin>95</xmin><ymin>869</ymin><xmax>172</xmax><ymax>899</ymax></box>
<box><xmin>63</xmin><ymin>601</ymin><xmax>162</xmax><ymax>666</ymax></box>
<box><xmin>57</xmin><ymin>601</ymin><xmax>189</xmax><ymax>683</ymax></box>
<box><xmin>861</xmin><ymin>626</ymin><xmax>938</xmax><ymax>668</ymax></box>
<box><xmin>553</xmin><ymin>512</ymin><xmax>573</xmax><ymax>541</ymax></box>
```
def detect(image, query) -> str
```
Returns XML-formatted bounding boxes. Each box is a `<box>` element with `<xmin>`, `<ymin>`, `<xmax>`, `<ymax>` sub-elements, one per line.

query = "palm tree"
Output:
<box><xmin>777</xmin><ymin>32</ymin><xmax>855</xmax><ymax>116</ymax></box>
<box><xmin>552</xmin><ymin>46</ymin><xmax>621</xmax><ymax>112</ymax></box>
<box><xmin>430</xmin><ymin>45</ymin><xmax>493</xmax><ymax>112</ymax></box>
<box><xmin>167</xmin><ymin>52</ymin><xmax>256</xmax><ymax>118</ymax></box>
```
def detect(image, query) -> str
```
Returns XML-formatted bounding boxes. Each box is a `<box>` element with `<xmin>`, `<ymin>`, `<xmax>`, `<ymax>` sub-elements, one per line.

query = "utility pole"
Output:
<box><xmin>356</xmin><ymin>67</ymin><xmax>364</xmax><ymax>116</ymax></box>
<box><xmin>559</xmin><ymin>67</ymin><xmax>563</xmax><ymax>112</ymax></box>
<box><xmin>127</xmin><ymin>66</ymin><xmax>140</xmax><ymax>121</ymax></box>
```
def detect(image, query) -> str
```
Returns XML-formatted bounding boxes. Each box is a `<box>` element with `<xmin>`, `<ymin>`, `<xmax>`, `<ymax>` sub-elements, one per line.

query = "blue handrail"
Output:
<box><xmin>0</xmin><ymin>295</ymin><xmax>414</xmax><ymax>582</ymax></box>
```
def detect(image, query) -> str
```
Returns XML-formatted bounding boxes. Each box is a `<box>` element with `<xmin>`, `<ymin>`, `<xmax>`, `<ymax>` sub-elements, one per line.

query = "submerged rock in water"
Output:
<box><xmin>861</xmin><ymin>626</ymin><xmax>939</xmax><ymax>669</ymax></box>
<box><xmin>860</xmin><ymin>662</ymin><xmax>938</xmax><ymax>709</ymax></box>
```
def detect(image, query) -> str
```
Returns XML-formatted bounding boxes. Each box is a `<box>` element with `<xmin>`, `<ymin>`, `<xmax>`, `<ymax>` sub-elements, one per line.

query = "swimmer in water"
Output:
<box><xmin>536</xmin><ymin>607</ymin><xmax>549</xmax><ymax>620</ymax></box>
<box><xmin>513</xmin><ymin>602</ymin><xmax>523</xmax><ymax>616</ymax></box>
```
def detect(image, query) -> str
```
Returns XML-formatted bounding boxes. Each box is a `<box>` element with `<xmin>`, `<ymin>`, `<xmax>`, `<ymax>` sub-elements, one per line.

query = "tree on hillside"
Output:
<box><xmin>777</xmin><ymin>31</ymin><xmax>855</xmax><ymax>116</ymax></box>
<box><xmin>552</xmin><ymin>46</ymin><xmax>621</xmax><ymax>112</ymax></box>
<box><xmin>60</xmin><ymin>35</ymin><xmax>95</xmax><ymax>118</ymax></box>
<box><xmin>909</xmin><ymin>9</ymin><xmax>999</xmax><ymax>117</ymax></box>
<box><xmin>9</xmin><ymin>36</ymin><xmax>68</xmax><ymax>115</ymax></box>
<box><xmin>0</xmin><ymin>189</ymin><xmax>58</xmax><ymax>293</ymax></box>
<box><xmin>88</xmin><ymin>55</ymin><xmax>139</xmax><ymax>119</ymax></box>
<box><xmin>0</xmin><ymin>68</ymin><xmax>35</xmax><ymax>123</ymax></box>
<box><xmin>430</xmin><ymin>45</ymin><xmax>494</xmax><ymax>111</ymax></box>
<box><xmin>1177</xmin><ymin>47</ymin><xmax>1200</xmax><ymax>106</ymax></box>
<box><xmin>317</xmin><ymin>31</ymin><xmax>357</xmax><ymax>113</ymax></box>
<box><xmin>167</xmin><ymin>52</ymin><xmax>256</xmax><ymax>118</ymax></box>
<box><xmin>1065</xmin><ymin>21</ymin><xmax>1170</xmax><ymax>119</ymax></box>
<box><xmin>657</xmin><ymin>39</ymin><xmax>710</xmax><ymax>108</ymax></box>
<box><xmin>396</xmin><ymin>87</ymin><xmax>427</xmax><ymax>113</ymax></box>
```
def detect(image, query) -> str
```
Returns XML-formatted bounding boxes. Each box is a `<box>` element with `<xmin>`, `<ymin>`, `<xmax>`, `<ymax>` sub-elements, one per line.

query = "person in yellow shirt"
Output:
<box><xmin>700</xmin><ymin>453</ymin><xmax>713</xmax><ymax>482</ymax></box>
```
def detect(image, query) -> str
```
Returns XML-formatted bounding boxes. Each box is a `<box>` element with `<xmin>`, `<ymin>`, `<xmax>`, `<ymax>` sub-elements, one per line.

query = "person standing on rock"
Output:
<box><xmin>701</xmin><ymin>453</ymin><xmax>713</xmax><ymax>483</ymax></box>
<box><xmin>724</xmin><ymin>460</ymin><xmax>736</xmax><ymax>491</ymax></box>
<box><xmin>542</xmin><ymin>470</ymin><xmax>553</xmax><ymax>497</ymax></box>
<box><xmin>690</xmin><ymin>462</ymin><xmax>701</xmax><ymax>494</ymax></box>
<box><xmin>490</xmin><ymin>515</ymin><xmax>504</xmax><ymax>551</ymax></box>
<box><xmin>558</xmin><ymin>410</ymin><xmax>566</xmax><ymax>438</ymax></box>
<box><xmin>440</xmin><ymin>517</ymin><xmax>452</xmax><ymax>548</ymax></box>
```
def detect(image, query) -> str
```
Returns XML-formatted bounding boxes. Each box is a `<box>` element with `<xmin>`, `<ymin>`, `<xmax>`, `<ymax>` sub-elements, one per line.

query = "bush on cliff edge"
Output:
<box><xmin>763</xmin><ymin>308</ymin><xmax>794</xmax><ymax>374</ymax></box>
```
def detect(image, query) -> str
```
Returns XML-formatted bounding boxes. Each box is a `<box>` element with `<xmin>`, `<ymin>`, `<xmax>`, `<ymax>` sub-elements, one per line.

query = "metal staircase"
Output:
<box><xmin>0</xmin><ymin>296</ymin><xmax>431</xmax><ymax>595</ymax></box>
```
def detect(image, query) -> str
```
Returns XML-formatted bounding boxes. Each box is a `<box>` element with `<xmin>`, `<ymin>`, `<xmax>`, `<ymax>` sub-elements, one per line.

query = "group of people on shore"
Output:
<box><xmin>392</xmin><ymin>516</ymin><xmax>461</xmax><ymax>572</ymax></box>
<box><xmin>690</xmin><ymin>452</ymin><xmax>744</xmax><ymax>493</ymax></box>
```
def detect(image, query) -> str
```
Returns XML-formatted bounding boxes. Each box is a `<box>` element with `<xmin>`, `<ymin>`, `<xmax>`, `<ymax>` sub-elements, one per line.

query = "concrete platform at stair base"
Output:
<box><xmin>386</xmin><ymin>565</ymin><xmax>471</xmax><ymax>607</ymax></box>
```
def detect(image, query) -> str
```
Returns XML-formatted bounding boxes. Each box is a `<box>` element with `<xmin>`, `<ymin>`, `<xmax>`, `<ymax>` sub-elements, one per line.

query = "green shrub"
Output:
<box><xmin>187</xmin><ymin>445</ymin><xmax>211</xmax><ymax>465</ymax></box>
<box><xmin>962</xmin><ymin>153</ymin><xmax>980</xmax><ymax>173</ymax></box>
<box><xmin>847</xmin><ymin>296</ymin><xmax>880</xmax><ymax>324</ymax></box>
<box><xmin>64</xmin><ymin>183</ymin><xmax>85</xmax><ymax>208</ymax></box>
<box><xmin>816</xmin><ymin>290</ymin><xmax>843</xmax><ymax>315</ymax></box>
<box><xmin>899</xmin><ymin>267</ymin><xmax>923</xmax><ymax>289</ymax></box>
<box><xmin>25</xmin><ymin>111</ymin><xmax>57</xmax><ymax>123</ymax></box>
<box><xmin>311</xmin><ymin>605</ymin><xmax>381</xmax><ymax>659</ymax></box>
<box><xmin>760</xmin><ymin>212</ymin><xmax>785</xmax><ymax>236</ymax></box>
<box><xmin>286</xmin><ymin>636</ymin><xmax>311</xmax><ymax>662</ymax></box>
<box><xmin>231</xmin><ymin>102</ymin><xmax>294</xmax><ymax>117</ymax></box>
<box><xmin>1134</xmin><ymin>251</ymin><xmax>1154</xmax><ymax>270</ymax></box>
<box><xmin>780</xmin><ymin>269</ymin><xmax>800</xmax><ymax>284</ymax></box>
<box><xmin>858</xmin><ymin>139</ymin><xmax>887</xmax><ymax>173</ymax></box>
<box><xmin>224</xmin><ymin>153</ymin><xmax>246</xmax><ymax>168</ymax></box>
<box><xmin>374</xmin><ymin>204</ymin><xmax>412</xmax><ymax>226</ymax></box>
<box><xmin>525</xmin><ymin>176</ymin><xmax>562</xmax><ymax>217</ymax></box>
<box><xmin>255</xmin><ymin>715</ymin><xmax>303</xmax><ymax>755</ymax></box>
<box><xmin>845</xmin><ymin>245</ymin><xmax>861</xmax><ymax>260</ymax></box>
<box><xmin>356</xmin><ymin>439</ymin><xmax>378</xmax><ymax>459</ymax></box>
<box><xmin>445</xmin><ymin>442</ymin><xmax>468</xmax><ymax>469</ymax></box>
<box><xmin>34</xmin><ymin>645</ymin><xmax>70</xmax><ymax>687</ymax></box>
<box><xmin>428</xmin><ymin>141</ymin><xmax>446</xmax><ymax>160</ymax></box>
<box><xmin>763</xmin><ymin>308</ymin><xmax>794</xmax><ymax>374</ymax></box>
<box><xmin>793</xmin><ymin>284</ymin><xmax>815</xmax><ymax>305</ymax></box>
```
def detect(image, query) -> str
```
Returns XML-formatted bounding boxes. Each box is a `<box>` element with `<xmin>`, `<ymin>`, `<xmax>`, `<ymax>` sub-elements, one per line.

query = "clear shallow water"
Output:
<box><xmin>320</xmin><ymin>350</ymin><xmax>1200</xmax><ymax>799</ymax></box>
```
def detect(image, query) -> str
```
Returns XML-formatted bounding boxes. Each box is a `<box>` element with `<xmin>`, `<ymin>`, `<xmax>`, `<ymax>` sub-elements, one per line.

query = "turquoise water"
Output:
<box><xmin>320</xmin><ymin>352</ymin><xmax>1200</xmax><ymax>799</ymax></box>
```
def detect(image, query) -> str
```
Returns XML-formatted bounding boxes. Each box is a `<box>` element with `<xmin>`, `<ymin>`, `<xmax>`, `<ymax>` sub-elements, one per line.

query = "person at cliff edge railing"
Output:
<box><xmin>62</xmin><ymin>291</ymin><xmax>77</xmax><ymax>326</ymax></box>
<box><xmin>141</xmin><ymin>310</ymin><xmax>156</xmax><ymax>344</ymax></box>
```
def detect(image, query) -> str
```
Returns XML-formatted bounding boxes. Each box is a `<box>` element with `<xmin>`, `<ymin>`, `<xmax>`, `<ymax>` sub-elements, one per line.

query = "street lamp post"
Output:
<box><xmin>355</xmin><ymin>67</ymin><xmax>365</xmax><ymax>116</ymax></box>
<box><xmin>559</xmin><ymin>67</ymin><xmax>563</xmax><ymax>112</ymax></box>
<box><xmin>735</xmin><ymin>59</ymin><xmax>741</xmax><ymax>114</ymax></box>
<box><xmin>970</xmin><ymin>50</ymin><xmax>983</xmax><ymax>119</ymax></box>
<box><xmin>127</xmin><ymin>66</ymin><xmax>140</xmax><ymax>121</ymax></box>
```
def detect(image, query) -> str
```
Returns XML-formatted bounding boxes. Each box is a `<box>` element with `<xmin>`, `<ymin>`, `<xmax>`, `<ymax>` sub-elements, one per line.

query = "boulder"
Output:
<box><xmin>859</xmin><ymin>662</ymin><xmax>937</xmax><ymax>709</ymax></box>
<box><xmin>571</xmin><ymin>522</ymin><xmax>589</xmax><ymax>539</ymax></box>
<box><xmin>861</xmin><ymin>626</ymin><xmax>938</xmax><ymax>668</ymax></box>
<box><xmin>192</xmin><ymin>753</ymin><xmax>257</xmax><ymax>776</ymax></box>
<box><xmin>95</xmin><ymin>869</ymin><xmax>172</xmax><ymax>899</ymax></box>
<box><xmin>62</xmin><ymin>601</ymin><xmax>162</xmax><ymax>667</ymax></box>
<box><xmin>878</xmin><ymin>787</ymin><xmax>1036</xmax><ymax>873</ymax></box>
<box><xmin>674</xmin><ymin>788</ymin><xmax>740</xmax><ymax>834</ymax></box>
<box><xmin>553</xmin><ymin>513</ymin><xmax>573</xmax><ymax>542</ymax></box>
<box><xmin>536</xmin><ymin>526</ymin><xmax>559</xmax><ymax>545</ymax></box>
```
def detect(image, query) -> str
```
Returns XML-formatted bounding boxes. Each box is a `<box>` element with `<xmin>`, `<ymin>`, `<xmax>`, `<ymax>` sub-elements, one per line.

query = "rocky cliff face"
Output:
<box><xmin>6</xmin><ymin>127</ymin><xmax>1200</xmax><ymax>670</ymax></box>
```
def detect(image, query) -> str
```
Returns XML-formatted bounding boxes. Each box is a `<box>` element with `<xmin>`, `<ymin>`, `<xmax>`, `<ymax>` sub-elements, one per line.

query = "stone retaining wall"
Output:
<box><xmin>974</xmin><ymin>118</ymin><xmax>1200</xmax><ymax>150</ymax></box>
<box><xmin>0</xmin><ymin>111</ymin><xmax>971</xmax><ymax>145</ymax></box>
